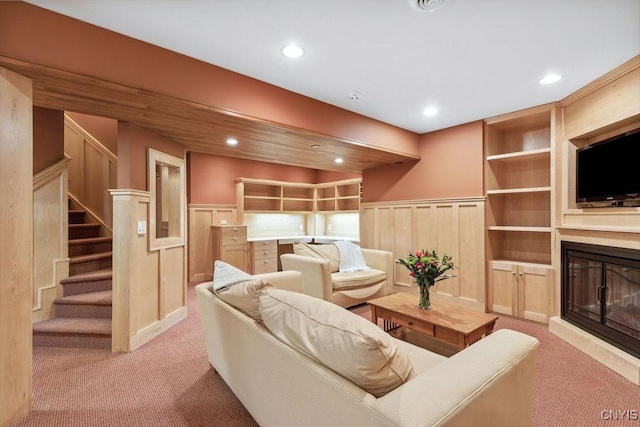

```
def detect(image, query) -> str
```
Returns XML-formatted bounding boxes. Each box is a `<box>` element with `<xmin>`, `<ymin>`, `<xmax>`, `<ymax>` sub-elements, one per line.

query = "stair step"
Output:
<box><xmin>60</xmin><ymin>269</ymin><xmax>112</xmax><ymax>296</ymax></box>
<box><xmin>68</xmin><ymin>209</ymin><xmax>86</xmax><ymax>224</ymax></box>
<box><xmin>33</xmin><ymin>318</ymin><xmax>111</xmax><ymax>349</ymax></box>
<box><xmin>69</xmin><ymin>223</ymin><xmax>101</xmax><ymax>239</ymax></box>
<box><xmin>54</xmin><ymin>290</ymin><xmax>112</xmax><ymax>319</ymax></box>
<box><xmin>68</xmin><ymin>236</ymin><xmax>113</xmax><ymax>257</ymax></box>
<box><xmin>69</xmin><ymin>251</ymin><xmax>112</xmax><ymax>276</ymax></box>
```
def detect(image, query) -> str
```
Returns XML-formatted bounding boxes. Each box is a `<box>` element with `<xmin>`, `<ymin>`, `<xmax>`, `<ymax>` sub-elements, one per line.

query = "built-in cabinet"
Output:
<box><xmin>248</xmin><ymin>240</ymin><xmax>278</xmax><ymax>274</ymax></box>
<box><xmin>485</xmin><ymin>104</ymin><xmax>556</xmax><ymax>322</ymax></box>
<box><xmin>212</xmin><ymin>225</ymin><xmax>248</xmax><ymax>272</ymax></box>
<box><xmin>490</xmin><ymin>261</ymin><xmax>553</xmax><ymax>323</ymax></box>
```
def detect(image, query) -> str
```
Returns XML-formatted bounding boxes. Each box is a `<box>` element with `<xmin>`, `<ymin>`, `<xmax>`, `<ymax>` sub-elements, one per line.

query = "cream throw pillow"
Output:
<box><xmin>293</xmin><ymin>242</ymin><xmax>340</xmax><ymax>273</ymax></box>
<box><xmin>259</xmin><ymin>289</ymin><xmax>415</xmax><ymax>397</ymax></box>
<box><xmin>216</xmin><ymin>279</ymin><xmax>274</xmax><ymax>321</ymax></box>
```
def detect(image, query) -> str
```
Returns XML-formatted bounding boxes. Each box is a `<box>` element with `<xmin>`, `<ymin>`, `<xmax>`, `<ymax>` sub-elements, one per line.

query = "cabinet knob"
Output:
<box><xmin>519</xmin><ymin>273</ymin><xmax>523</xmax><ymax>277</ymax></box>
<box><xmin>263</xmin><ymin>241</ymin><xmax>269</xmax><ymax>245</ymax></box>
<box><xmin>232</xmin><ymin>227</ymin><xmax>238</xmax><ymax>231</ymax></box>
<box><xmin>263</xmin><ymin>251</ymin><xmax>269</xmax><ymax>255</ymax></box>
<box><xmin>232</xmin><ymin>237</ymin><xmax>238</xmax><ymax>241</ymax></box>
<box><xmin>263</xmin><ymin>260</ymin><xmax>269</xmax><ymax>264</ymax></box>
<box><xmin>512</xmin><ymin>272</ymin><xmax>516</xmax><ymax>276</ymax></box>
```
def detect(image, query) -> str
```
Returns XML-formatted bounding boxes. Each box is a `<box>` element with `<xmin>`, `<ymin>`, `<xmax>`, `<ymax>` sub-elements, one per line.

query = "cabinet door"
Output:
<box><xmin>222</xmin><ymin>244</ymin><xmax>248</xmax><ymax>272</ymax></box>
<box><xmin>518</xmin><ymin>265</ymin><xmax>553</xmax><ymax>322</ymax></box>
<box><xmin>490</xmin><ymin>262</ymin><xmax>517</xmax><ymax>316</ymax></box>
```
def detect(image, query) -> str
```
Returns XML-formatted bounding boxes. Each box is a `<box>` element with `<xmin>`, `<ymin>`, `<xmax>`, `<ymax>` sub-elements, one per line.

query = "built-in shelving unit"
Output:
<box><xmin>236</xmin><ymin>177</ymin><xmax>361</xmax><ymax>216</ymax></box>
<box><xmin>485</xmin><ymin>104</ymin><xmax>556</xmax><ymax>323</ymax></box>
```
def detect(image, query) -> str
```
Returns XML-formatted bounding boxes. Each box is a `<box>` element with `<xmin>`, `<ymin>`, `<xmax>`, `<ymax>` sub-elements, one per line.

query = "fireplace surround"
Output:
<box><xmin>562</xmin><ymin>242</ymin><xmax>640</xmax><ymax>359</ymax></box>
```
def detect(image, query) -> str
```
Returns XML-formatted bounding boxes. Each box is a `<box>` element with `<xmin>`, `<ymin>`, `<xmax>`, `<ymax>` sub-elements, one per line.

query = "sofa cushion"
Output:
<box><xmin>293</xmin><ymin>242</ymin><xmax>340</xmax><ymax>273</ymax></box>
<box><xmin>212</xmin><ymin>260</ymin><xmax>253</xmax><ymax>292</ymax></box>
<box><xmin>216</xmin><ymin>279</ymin><xmax>274</xmax><ymax>321</ymax></box>
<box><xmin>332</xmin><ymin>269</ymin><xmax>387</xmax><ymax>291</ymax></box>
<box><xmin>259</xmin><ymin>289</ymin><xmax>415</xmax><ymax>397</ymax></box>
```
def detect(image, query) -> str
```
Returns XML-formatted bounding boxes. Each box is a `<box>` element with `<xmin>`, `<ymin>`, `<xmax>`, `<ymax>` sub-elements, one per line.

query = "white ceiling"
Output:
<box><xmin>26</xmin><ymin>0</ymin><xmax>640</xmax><ymax>134</ymax></box>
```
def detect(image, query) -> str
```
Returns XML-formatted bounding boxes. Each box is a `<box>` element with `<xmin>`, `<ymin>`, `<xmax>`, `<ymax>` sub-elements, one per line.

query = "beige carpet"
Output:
<box><xmin>14</xmin><ymin>284</ymin><xmax>639</xmax><ymax>426</ymax></box>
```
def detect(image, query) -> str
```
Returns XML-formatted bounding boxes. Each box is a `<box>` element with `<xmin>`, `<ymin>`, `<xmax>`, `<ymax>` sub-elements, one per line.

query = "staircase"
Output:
<box><xmin>33</xmin><ymin>202</ymin><xmax>113</xmax><ymax>349</ymax></box>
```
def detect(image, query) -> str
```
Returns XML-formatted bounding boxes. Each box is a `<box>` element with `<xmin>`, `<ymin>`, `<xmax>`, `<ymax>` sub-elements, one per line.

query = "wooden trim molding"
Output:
<box><xmin>33</xmin><ymin>155</ymin><xmax>70</xmax><ymax>190</ymax></box>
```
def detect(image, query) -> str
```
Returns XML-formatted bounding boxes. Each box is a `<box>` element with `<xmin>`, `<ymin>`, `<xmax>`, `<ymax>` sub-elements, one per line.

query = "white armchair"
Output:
<box><xmin>280</xmin><ymin>243</ymin><xmax>394</xmax><ymax>308</ymax></box>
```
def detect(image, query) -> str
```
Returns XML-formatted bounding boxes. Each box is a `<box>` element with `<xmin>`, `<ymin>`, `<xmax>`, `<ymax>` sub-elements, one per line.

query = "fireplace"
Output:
<box><xmin>562</xmin><ymin>242</ymin><xmax>640</xmax><ymax>359</ymax></box>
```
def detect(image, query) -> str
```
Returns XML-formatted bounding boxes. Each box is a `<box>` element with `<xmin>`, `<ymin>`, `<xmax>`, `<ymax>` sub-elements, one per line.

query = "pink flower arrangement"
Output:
<box><xmin>398</xmin><ymin>249</ymin><xmax>454</xmax><ymax>287</ymax></box>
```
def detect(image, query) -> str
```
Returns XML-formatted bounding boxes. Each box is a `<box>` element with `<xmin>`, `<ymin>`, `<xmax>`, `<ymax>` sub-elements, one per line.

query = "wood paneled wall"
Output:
<box><xmin>32</xmin><ymin>157</ymin><xmax>70</xmax><ymax>323</ymax></box>
<box><xmin>0</xmin><ymin>66</ymin><xmax>32</xmax><ymax>427</ymax></box>
<box><xmin>187</xmin><ymin>204</ymin><xmax>238</xmax><ymax>282</ymax></box>
<box><xmin>361</xmin><ymin>197</ymin><xmax>486</xmax><ymax>312</ymax></box>
<box><xmin>111</xmin><ymin>190</ymin><xmax>187</xmax><ymax>352</ymax></box>
<box><xmin>65</xmin><ymin>114</ymin><xmax>117</xmax><ymax>233</ymax></box>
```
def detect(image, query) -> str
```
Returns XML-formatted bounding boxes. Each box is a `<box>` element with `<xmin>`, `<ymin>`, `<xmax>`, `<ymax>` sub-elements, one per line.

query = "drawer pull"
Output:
<box><xmin>263</xmin><ymin>241</ymin><xmax>269</xmax><ymax>245</ymax></box>
<box><xmin>232</xmin><ymin>227</ymin><xmax>238</xmax><ymax>231</ymax></box>
<box><xmin>263</xmin><ymin>260</ymin><xmax>269</xmax><ymax>264</ymax></box>
<box><xmin>263</xmin><ymin>251</ymin><xmax>269</xmax><ymax>255</ymax></box>
<box><xmin>232</xmin><ymin>237</ymin><xmax>238</xmax><ymax>241</ymax></box>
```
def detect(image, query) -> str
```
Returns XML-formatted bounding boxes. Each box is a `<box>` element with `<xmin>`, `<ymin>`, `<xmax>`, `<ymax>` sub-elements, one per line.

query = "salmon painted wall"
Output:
<box><xmin>67</xmin><ymin>112</ymin><xmax>118</xmax><ymax>155</ymax></box>
<box><xmin>189</xmin><ymin>152</ymin><xmax>314</xmax><ymax>205</ymax></box>
<box><xmin>117</xmin><ymin>122</ymin><xmax>185</xmax><ymax>191</ymax></box>
<box><xmin>33</xmin><ymin>107</ymin><xmax>64</xmax><ymax>175</ymax></box>
<box><xmin>362</xmin><ymin>121</ymin><xmax>484</xmax><ymax>202</ymax></box>
<box><xmin>0</xmin><ymin>2</ymin><xmax>419</xmax><ymax>157</ymax></box>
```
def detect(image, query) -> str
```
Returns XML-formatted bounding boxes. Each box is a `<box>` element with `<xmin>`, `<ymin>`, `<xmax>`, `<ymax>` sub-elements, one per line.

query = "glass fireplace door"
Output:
<box><xmin>604</xmin><ymin>263</ymin><xmax>640</xmax><ymax>341</ymax></box>
<box><xmin>566</xmin><ymin>256</ymin><xmax>603</xmax><ymax>323</ymax></box>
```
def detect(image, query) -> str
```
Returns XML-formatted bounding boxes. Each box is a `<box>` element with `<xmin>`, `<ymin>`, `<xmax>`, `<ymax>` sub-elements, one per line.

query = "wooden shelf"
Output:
<box><xmin>488</xmin><ymin>226</ymin><xmax>552</xmax><ymax>233</ymax></box>
<box><xmin>486</xmin><ymin>186</ymin><xmax>551</xmax><ymax>195</ymax></box>
<box><xmin>486</xmin><ymin>147</ymin><xmax>551</xmax><ymax>163</ymax></box>
<box><xmin>236</xmin><ymin>177</ymin><xmax>361</xmax><ymax>215</ymax></box>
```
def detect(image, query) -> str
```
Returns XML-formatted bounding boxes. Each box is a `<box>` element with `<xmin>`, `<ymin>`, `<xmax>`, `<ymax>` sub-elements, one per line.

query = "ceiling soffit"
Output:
<box><xmin>0</xmin><ymin>56</ymin><xmax>420</xmax><ymax>174</ymax></box>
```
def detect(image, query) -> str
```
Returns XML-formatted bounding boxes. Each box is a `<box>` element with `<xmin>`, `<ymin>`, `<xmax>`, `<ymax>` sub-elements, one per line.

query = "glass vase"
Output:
<box><xmin>417</xmin><ymin>277</ymin><xmax>434</xmax><ymax>310</ymax></box>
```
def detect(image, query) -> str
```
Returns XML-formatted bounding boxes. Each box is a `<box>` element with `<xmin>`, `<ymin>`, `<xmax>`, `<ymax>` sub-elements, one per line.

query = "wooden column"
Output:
<box><xmin>0</xmin><ymin>66</ymin><xmax>33</xmax><ymax>426</ymax></box>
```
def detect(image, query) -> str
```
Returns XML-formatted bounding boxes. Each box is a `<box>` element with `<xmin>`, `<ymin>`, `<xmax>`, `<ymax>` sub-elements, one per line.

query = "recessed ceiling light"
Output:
<box><xmin>422</xmin><ymin>107</ymin><xmax>438</xmax><ymax>116</ymax></box>
<box><xmin>226</xmin><ymin>138</ymin><xmax>238</xmax><ymax>146</ymax></box>
<box><xmin>335</xmin><ymin>158</ymin><xmax>344</xmax><ymax>164</ymax></box>
<box><xmin>282</xmin><ymin>45</ymin><xmax>304</xmax><ymax>59</ymax></box>
<box><xmin>540</xmin><ymin>73</ymin><xmax>562</xmax><ymax>85</ymax></box>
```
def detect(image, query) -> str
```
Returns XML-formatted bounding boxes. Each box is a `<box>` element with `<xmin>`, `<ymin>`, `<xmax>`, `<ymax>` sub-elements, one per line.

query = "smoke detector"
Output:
<box><xmin>347</xmin><ymin>91</ymin><xmax>363</xmax><ymax>101</ymax></box>
<box><xmin>412</xmin><ymin>0</ymin><xmax>447</xmax><ymax>12</ymax></box>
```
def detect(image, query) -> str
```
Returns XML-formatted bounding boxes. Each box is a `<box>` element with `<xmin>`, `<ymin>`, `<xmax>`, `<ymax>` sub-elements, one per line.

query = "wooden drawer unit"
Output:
<box><xmin>249</xmin><ymin>240</ymin><xmax>278</xmax><ymax>274</ymax></box>
<box><xmin>212</xmin><ymin>225</ymin><xmax>248</xmax><ymax>272</ymax></box>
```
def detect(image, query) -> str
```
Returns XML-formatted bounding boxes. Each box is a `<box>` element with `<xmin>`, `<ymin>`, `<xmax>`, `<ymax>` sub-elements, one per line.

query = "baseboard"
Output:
<box><xmin>129</xmin><ymin>306</ymin><xmax>188</xmax><ymax>352</ymax></box>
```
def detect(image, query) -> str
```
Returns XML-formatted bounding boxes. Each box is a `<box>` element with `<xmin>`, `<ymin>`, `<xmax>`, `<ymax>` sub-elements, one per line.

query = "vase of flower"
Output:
<box><xmin>398</xmin><ymin>250</ymin><xmax>454</xmax><ymax>310</ymax></box>
<box><xmin>417</xmin><ymin>277</ymin><xmax>434</xmax><ymax>310</ymax></box>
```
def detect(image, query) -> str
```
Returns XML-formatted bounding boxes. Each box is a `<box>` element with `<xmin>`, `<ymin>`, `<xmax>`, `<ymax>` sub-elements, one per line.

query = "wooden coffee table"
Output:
<box><xmin>367</xmin><ymin>293</ymin><xmax>498</xmax><ymax>352</ymax></box>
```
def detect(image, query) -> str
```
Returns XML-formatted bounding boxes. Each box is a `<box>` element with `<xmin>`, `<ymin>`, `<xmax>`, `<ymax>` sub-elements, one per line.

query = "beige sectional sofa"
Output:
<box><xmin>196</xmin><ymin>270</ymin><xmax>540</xmax><ymax>427</ymax></box>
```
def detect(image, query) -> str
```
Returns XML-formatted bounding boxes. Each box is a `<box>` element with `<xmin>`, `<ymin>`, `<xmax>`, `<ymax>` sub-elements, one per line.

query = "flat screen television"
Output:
<box><xmin>576</xmin><ymin>128</ymin><xmax>640</xmax><ymax>206</ymax></box>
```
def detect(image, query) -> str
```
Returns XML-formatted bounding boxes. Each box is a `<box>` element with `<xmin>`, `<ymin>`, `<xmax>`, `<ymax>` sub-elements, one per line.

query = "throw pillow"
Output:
<box><xmin>292</xmin><ymin>242</ymin><xmax>340</xmax><ymax>272</ymax></box>
<box><xmin>217</xmin><ymin>279</ymin><xmax>274</xmax><ymax>321</ymax></box>
<box><xmin>259</xmin><ymin>289</ymin><xmax>415</xmax><ymax>397</ymax></box>
<box><xmin>212</xmin><ymin>260</ymin><xmax>253</xmax><ymax>292</ymax></box>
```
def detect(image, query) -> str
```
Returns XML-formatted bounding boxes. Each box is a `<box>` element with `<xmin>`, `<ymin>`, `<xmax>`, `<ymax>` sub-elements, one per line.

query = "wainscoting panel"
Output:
<box><xmin>361</xmin><ymin>197</ymin><xmax>486</xmax><ymax>311</ymax></box>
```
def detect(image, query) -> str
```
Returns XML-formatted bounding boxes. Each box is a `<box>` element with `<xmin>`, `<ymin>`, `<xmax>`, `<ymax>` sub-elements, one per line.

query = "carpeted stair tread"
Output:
<box><xmin>60</xmin><ymin>268</ymin><xmax>112</xmax><ymax>284</ymax></box>
<box><xmin>33</xmin><ymin>318</ymin><xmax>111</xmax><ymax>336</ymax></box>
<box><xmin>69</xmin><ymin>236</ymin><xmax>112</xmax><ymax>245</ymax></box>
<box><xmin>55</xmin><ymin>290</ymin><xmax>112</xmax><ymax>306</ymax></box>
<box><xmin>70</xmin><ymin>251</ymin><xmax>113</xmax><ymax>264</ymax></box>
